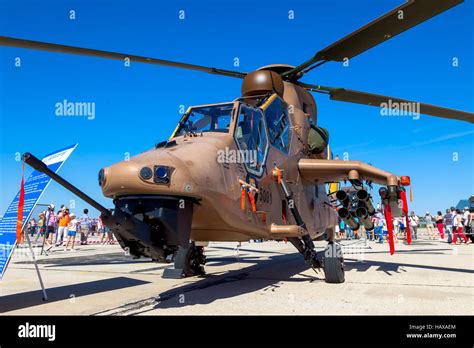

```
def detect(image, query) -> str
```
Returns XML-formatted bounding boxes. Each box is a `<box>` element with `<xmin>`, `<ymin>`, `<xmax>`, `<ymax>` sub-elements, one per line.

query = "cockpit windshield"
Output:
<box><xmin>175</xmin><ymin>103</ymin><xmax>234</xmax><ymax>136</ymax></box>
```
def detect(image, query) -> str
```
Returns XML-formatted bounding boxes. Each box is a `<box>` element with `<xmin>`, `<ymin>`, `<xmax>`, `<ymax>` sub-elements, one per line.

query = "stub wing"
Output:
<box><xmin>298</xmin><ymin>159</ymin><xmax>399</xmax><ymax>186</ymax></box>
<box><xmin>298</xmin><ymin>158</ymin><xmax>413</xmax><ymax>254</ymax></box>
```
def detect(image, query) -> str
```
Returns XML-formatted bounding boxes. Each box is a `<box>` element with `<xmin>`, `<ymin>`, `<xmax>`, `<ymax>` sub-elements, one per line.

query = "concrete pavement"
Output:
<box><xmin>1</xmin><ymin>230</ymin><xmax>472</xmax><ymax>315</ymax></box>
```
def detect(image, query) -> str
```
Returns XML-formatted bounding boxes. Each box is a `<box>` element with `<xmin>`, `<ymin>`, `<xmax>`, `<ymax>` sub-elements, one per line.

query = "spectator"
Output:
<box><xmin>444</xmin><ymin>208</ymin><xmax>454</xmax><ymax>244</ymax></box>
<box><xmin>44</xmin><ymin>205</ymin><xmax>57</xmax><ymax>251</ymax></box>
<box><xmin>34</xmin><ymin>212</ymin><xmax>45</xmax><ymax>245</ymax></box>
<box><xmin>56</xmin><ymin>207</ymin><xmax>70</xmax><ymax>246</ymax></box>
<box><xmin>90</xmin><ymin>218</ymin><xmax>97</xmax><ymax>236</ymax></box>
<box><xmin>367</xmin><ymin>215</ymin><xmax>377</xmax><ymax>241</ymax></box>
<box><xmin>450</xmin><ymin>206</ymin><xmax>456</xmax><ymax>215</ymax></box>
<box><xmin>408</xmin><ymin>211</ymin><xmax>419</xmax><ymax>240</ymax></box>
<box><xmin>104</xmin><ymin>225</ymin><xmax>115</xmax><ymax>244</ymax></box>
<box><xmin>353</xmin><ymin>226</ymin><xmax>360</xmax><ymax>240</ymax></box>
<box><xmin>469</xmin><ymin>208</ymin><xmax>474</xmax><ymax>243</ymax></box>
<box><xmin>462</xmin><ymin>207</ymin><xmax>472</xmax><ymax>242</ymax></box>
<box><xmin>435</xmin><ymin>211</ymin><xmax>444</xmax><ymax>240</ymax></box>
<box><xmin>366</xmin><ymin>226</ymin><xmax>374</xmax><ymax>241</ymax></box>
<box><xmin>375</xmin><ymin>211</ymin><xmax>384</xmax><ymax>243</ymax></box>
<box><xmin>424</xmin><ymin>212</ymin><xmax>435</xmax><ymax>240</ymax></box>
<box><xmin>99</xmin><ymin>216</ymin><xmax>107</xmax><ymax>244</ymax></box>
<box><xmin>382</xmin><ymin>217</ymin><xmax>389</xmax><ymax>242</ymax></box>
<box><xmin>64</xmin><ymin>213</ymin><xmax>78</xmax><ymax>252</ymax></box>
<box><xmin>98</xmin><ymin>217</ymin><xmax>114</xmax><ymax>244</ymax></box>
<box><xmin>339</xmin><ymin>219</ymin><xmax>346</xmax><ymax>240</ymax></box>
<box><xmin>393</xmin><ymin>217</ymin><xmax>400</xmax><ymax>243</ymax></box>
<box><xmin>345</xmin><ymin>224</ymin><xmax>353</xmax><ymax>240</ymax></box>
<box><xmin>400</xmin><ymin>217</ymin><xmax>406</xmax><ymax>240</ymax></box>
<box><xmin>28</xmin><ymin>218</ymin><xmax>37</xmax><ymax>237</ymax></box>
<box><xmin>453</xmin><ymin>209</ymin><xmax>469</xmax><ymax>244</ymax></box>
<box><xmin>79</xmin><ymin>208</ymin><xmax>91</xmax><ymax>245</ymax></box>
<box><xmin>55</xmin><ymin>207</ymin><xmax>64</xmax><ymax>244</ymax></box>
<box><xmin>462</xmin><ymin>207</ymin><xmax>469</xmax><ymax>225</ymax></box>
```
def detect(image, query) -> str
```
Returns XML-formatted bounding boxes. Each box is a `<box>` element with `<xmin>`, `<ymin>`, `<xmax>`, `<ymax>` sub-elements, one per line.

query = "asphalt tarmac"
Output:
<box><xmin>1</xmin><ymin>229</ymin><xmax>473</xmax><ymax>315</ymax></box>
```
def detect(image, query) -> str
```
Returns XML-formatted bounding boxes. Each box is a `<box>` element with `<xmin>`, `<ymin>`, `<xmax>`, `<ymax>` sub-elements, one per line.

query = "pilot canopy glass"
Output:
<box><xmin>176</xmin><ymin>103</ymin><xmax>233</xmax><ymax>136</ymax></box>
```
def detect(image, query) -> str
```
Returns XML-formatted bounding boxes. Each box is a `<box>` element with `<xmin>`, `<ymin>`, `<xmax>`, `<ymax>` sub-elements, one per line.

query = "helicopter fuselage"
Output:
<box><xmin>99</xmin><ymin>76</ymin><xmax>337</xmax><ymax>260</ymax></box>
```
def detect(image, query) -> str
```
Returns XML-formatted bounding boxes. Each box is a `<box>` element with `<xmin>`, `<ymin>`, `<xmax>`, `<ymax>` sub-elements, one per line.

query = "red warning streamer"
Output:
<box><xmin>399</xmin><ymin>190</ymin><xmax>411</xmax><ymax>245</ymax></box>
<box><xmin>16</xmin><ymin>162</ymin><xmax>25</xmax><ymax>243</ymax></box>
<box><xmin>241</xmin><ymin>187</ymin><xmax>246</xmax><ymax>211</ymax></box>
<box><xmin>383</xmin><ymin>202</ymin><xmax>395</xmax><ymax>255</ymax></box>
<box><xmin>248</xmin><ymin>190</ymin><xmax>257</xmax><ymax>213</ymax></box>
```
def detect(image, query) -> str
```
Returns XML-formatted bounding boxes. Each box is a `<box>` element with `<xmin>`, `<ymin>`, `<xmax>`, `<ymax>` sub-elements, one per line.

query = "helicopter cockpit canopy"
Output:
<box><xmin>171</xmin><ymin>94</ymin><xmax>292</xmax><ymax>176</ymax></box>
<box><xmin>175</xmin><ymin>103</ymin><xmax>234</xmax><ymax>136</ymax></box>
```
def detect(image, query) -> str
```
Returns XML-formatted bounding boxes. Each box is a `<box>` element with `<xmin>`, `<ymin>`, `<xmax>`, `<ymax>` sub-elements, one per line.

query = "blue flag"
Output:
<box><xmin>0</xmin><ymin>144</ymin><xmax>77</xmax><ymax>279</ymax></box>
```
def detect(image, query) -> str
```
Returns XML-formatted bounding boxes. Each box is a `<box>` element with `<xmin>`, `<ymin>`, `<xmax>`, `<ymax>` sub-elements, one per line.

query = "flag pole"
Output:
<box><xmin>16</xmin><ymin>161</ymin><xmax>48</xmax><ymax>301</ymax></box>
<box><xmin>24</xmin><ymin>228</ymin><xmax>48</xmax><ymax>301</ymax></box>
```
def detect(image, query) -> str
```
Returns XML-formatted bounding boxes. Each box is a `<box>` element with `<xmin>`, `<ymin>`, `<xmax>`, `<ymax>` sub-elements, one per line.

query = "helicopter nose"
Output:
<box><xmin>100</xmin><ymin>135</ymin><xmax>231</xmax><ymax>198</ymax></box>
<box><xmin>99</xmin><ymin>155</ymin><xmax>199</xmax><ymax>198</ymax></box>
<box><xmin>100</xmin><ymin>161</ymin><xmax>144</xmax><ymax>195</ymax></box>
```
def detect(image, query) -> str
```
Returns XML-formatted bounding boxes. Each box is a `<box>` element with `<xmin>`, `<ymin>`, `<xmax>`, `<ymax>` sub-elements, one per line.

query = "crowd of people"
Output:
<box><xmin>335</xmin><ymin>206</ymin><xmax>473</xmax><ymax>245</ymax></box>
<box><xmin>23</xmin><ymin>203</ymin><xmax>474</xmax><ymax>250</ymax></box>
<box><xmin>24</xmin><ymin>204</ymin><xmax>115</xmax><ymax>251</ymax></box>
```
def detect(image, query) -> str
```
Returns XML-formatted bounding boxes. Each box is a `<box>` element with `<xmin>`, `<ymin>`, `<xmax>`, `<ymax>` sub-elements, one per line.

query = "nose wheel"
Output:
<box><xmin>162</xmin><ymin>242</ymin><xmax>206</xmax><ymax>279</ymax></box>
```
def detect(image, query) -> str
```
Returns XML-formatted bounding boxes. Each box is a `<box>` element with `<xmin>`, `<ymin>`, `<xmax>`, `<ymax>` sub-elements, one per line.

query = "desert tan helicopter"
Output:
<box><xmin>3</xmin><ymin>0</ymin><xmax>473</xmax><ymax>283</ymax></box>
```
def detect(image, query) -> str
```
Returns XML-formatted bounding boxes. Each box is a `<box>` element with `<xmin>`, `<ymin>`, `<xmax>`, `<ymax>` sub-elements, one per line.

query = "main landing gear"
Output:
<box><xmin>276</xmin><ymin>169</ymin><xmax>345</xmax><ymax>283</ymax></box>
<box><xmin>323</xmin><ymin>241</ymin><xmax>345</xmax><ymax>283</ymax></box>
<box><xmin>287</xmin><ymin>235</ymin><xmax>345</xmax><ymax>284</ymax></box>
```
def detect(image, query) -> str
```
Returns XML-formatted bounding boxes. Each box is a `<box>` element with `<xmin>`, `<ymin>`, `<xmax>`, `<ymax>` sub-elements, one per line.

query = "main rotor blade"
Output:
<box><xmin>0</xmin><ymin>36</ymin><xmax>247</xmax><ymax>79</ymax></box>
<box><xmin>283</xmin><ymin>0</ymin><xmax>464</xmax><ymax>79</ymax></box>
<box><xmin>298</xmin><ymin>82</ymin><xmax>474</xmax><ymax>123</ymax></box>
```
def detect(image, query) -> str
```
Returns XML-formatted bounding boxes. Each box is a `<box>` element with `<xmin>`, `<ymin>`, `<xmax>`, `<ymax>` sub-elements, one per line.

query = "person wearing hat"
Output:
<box><xmin>56</xmin><ymin>207</ymin><xmax>70</xmax><ymax>246</ymax></box>
<box><xmin>408</xmin><ymin>211</ymin><xmax>419</xmax><ymax>240</ymax></box>
<box><xmin>34</xmin><ymin>211</ymin><xmax>46</xmax><ymax>245</ymax></box>
<box><xmin>44</xmin><ymin>204</ymin><xmax>57</xmax><ymax>251</ymax></box>
<box><xmin>424</xmin><ymin>212</ymin><xmax>435</xmax><ymax>240</ymax></box>
<box><xmin>444</xmin><ymin>207</ymin><xmax>457</xmax><ymax>244</ymax></box>
<box><xmin>64</xmin><ymin>213</ymin><xmax>79</xmax><ymax>251</ymax></box>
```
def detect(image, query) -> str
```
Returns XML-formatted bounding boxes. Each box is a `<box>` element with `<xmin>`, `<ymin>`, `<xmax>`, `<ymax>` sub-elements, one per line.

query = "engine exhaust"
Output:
<box><xmin>356</xmin><ymin>207</ymin><xmax>374</xmax><ymax>231</ymax></box>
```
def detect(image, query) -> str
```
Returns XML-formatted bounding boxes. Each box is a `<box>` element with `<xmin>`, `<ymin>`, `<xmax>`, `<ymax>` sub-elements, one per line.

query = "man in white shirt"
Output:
<box><xmin>409</xmin><ymin>212</ymin><xmax>419</xmax><ymax>240</ymax></box>
<box><xmin>444</xmin><ymin>208</ymin><xmax>455</xmax><ymax>244</ymax></box>
<box><xmin>462</xmin><ymin>207</ymin><xmax>470</xmax><ymax>226</ymax></box>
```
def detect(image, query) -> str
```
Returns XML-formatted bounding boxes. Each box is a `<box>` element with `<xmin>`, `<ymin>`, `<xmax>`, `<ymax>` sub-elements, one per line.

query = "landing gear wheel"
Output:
<box><xmin>323</xmin><ymin>242</ymin><xmax>345</xmax><ymax>283</ymax></box>
<box><xmin>175</xmin><ymin>242</ymin><xmax>206</xmax><ymax>277</ymax></box>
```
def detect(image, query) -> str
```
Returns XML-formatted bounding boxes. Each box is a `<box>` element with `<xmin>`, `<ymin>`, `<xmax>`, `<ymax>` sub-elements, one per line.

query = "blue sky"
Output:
<box><xmin>0</xmin><ymin>0</ymin><xmax>473</xmax><ymax>218</ymax></box>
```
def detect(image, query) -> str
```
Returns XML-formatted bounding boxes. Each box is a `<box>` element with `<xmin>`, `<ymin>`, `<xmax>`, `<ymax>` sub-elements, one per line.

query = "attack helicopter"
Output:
<box><xmin>2</xmin><ymin>0</ymin><xmax>473</xmax><ymax>283</ymax></box>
